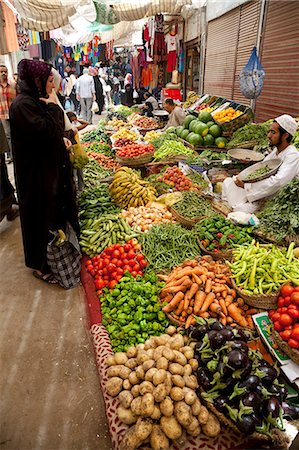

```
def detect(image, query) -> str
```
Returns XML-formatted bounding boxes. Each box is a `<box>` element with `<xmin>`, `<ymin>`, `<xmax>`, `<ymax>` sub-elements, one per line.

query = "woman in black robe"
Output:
<box><xmin>93</xmin><ymin>69</ymin><xmax>104</xmax><ymax>114</ymax></box>
<box><xmin>9</xmin><ymin>59</ymin><xmax>78</xmax><ymax>284</ymax></box>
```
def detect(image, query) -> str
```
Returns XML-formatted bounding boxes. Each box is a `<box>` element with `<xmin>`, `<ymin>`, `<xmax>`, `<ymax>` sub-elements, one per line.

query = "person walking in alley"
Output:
<box><xmin>0</xmin><ymin>65</ymin><xmax>16</xmax><ymax>163</ymax></box>
<box><xmin>76</xmin><ymin>68</ymin><xmax>95</xmax><ymax>124</ymax></box>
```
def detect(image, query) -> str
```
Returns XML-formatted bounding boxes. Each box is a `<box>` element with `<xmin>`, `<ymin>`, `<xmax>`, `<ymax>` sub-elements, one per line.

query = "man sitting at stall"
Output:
<box><xmin>222</xmin><ymin>114</ymin><xmax>298</xmax><ymax>213</ymax></box>
<box><xmin>144</xmin><ymin>91</ymin><xmax>158</xmax><ymax>110</ymax></box>
<box><xmin>163</xmin><ymin>98</ymin><xmax>186</xmax><ymax>129</ymax></box>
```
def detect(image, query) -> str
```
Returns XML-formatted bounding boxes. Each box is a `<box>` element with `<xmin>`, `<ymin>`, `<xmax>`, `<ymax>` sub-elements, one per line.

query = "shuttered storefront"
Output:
<box><xmin>255</xmin><ymin>0</ymin><xmax>299</xmax><ymax>122</ymax></box>
<box><xmin>203</xmin><ymin>8</ymin><xmax>240</xmax><ymax>98</ymax></box>
<box><xmin>232</xmin><ymin>0</ymin><xmax>261</xmax><ymax>104</ymax></box>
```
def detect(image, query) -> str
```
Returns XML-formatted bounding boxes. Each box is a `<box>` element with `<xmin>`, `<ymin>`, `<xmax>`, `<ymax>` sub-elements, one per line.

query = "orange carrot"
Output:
<box><xmin>231</xmin><ymin>289</ymin><xmax>237</xmax><ymax>299</ymax></box>
<box><xmin>225</xmin><ymin>295</ymin><xmax>234</xmax><ymax>306</ymax></box>
<box><xmin>165</xmin><ymin>275</ymin><xmax>189</xmax><ymax>288</ymax></box>
<box><xmin>237</xmin><ymin>298</ymin><xmax>244</xmax><ymax>307</ymax></box>
<box><xmin>199</xmin><ymin>312</ymin><xmax>210</xmax><ymax>319</ymax></box>
<box><xmin>205</xmin><ymin>279</ymin><xmax>212</xmax><ymax>294</ymax></box>
<box><xmin>187</xmin><ymin>307</ymin><xmax>193</xmax><ymax>315</ymax></box>
<box><xmin>163</xmin><ymin>292</ymin><xmax>184</xmax><ymax>312</ymax></box>
<box><xmin>219</xmin><ymin>299</ymin><xmax>228</xmax><ymax>316</ymax></box>
<box><xmin>246</xmin><ymin>316</ymin><xmax>254</xmax><ymax>329</ymax></box>
<box><xmin>209</xmin><ymin>302</ymin><xmax>221</xmax><ymax>314</ymax></box>
<box><xmin>226</xmin><ymin>316</ymin><xmax>233</xmax><ymax>324</ymax></box>
<box><xmin>181</xmin><ymin>310</ymin><xmax>188</xmax><ymax>318</ymax></box>
<box><xmin>158</xmin><ymin>274</ymin><xmax>169</xmax><ymax>281</ymax></box>
<box><xmin>184</xmin><ymin>292</ymin><xmax>190</xmax><ymax>310</ymax></box>
<box><xmin>176</xmin><ymin>299</ymin><xmax>185</xmax><ymax>315</ymax></box>
<box><xmin>246</xmin><ymin>308</ymin><xmax>258</xmax><ymax>315</ymax></box>
<box><xmin>172</xmin><ymin>267</ymin><xmax>193</xmax><ymax>279</ymax></box>
<box><xmin>201</xmin><ymin>274</ymin><xmax>208</xmax><ymax>283</ymax></box>
<box><xmin>163</xmin><ymin>294</ymin><xmax>173</xmax><ymax>303</ymax></box>
<box><xmin>200</xmin><ymin>292</ymin><xmax>216</xmax><ymax>313</ymax></box>
<box><xmin>193</xmin><ymin>267</ymin><xmax>207</xmax><ymax>276</ymax></box>
<box><xmin>213</xmin><ymin>285</ymin><xmax>226</xmax><ymax>293</ymax></box>
<box><xmin>227</xmin><ymin>303</ymin><xmax>248</xmax><ymax>327</ymax></box>
<box><xmin>194</xmin><ymin>291</ymin><xmax>206</xmax><ymax>314</ymax></box>
<box><xmin>163</xmin><ymin>284</ymin><xmax>188</xmax><ymax>294</ymax></box>
<box><xmin>192</xmin><ymin>273</ymin><xmax>203</xmax><ymax>285</ymax></box>
<box><xmin>187</xmin><ymin>283</ymin><xmax>199</xmax><ymax>300</ymax></box>
<box><xmin>186</xmin><ymin>315</ymin><xmax>196</xmax><ymax>329</ymax></box>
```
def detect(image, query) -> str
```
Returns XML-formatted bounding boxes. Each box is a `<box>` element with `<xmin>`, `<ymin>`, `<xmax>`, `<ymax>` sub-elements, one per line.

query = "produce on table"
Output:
<box><xmin>83</xmin><ymin>159</ymin><xmax>114</xmax><ymax>189</ymax></box>
<box><xmin>82</xmin><ymin>141</ymin><xmax>114</xmax><ymax>157</ymax></box>
<box><xmin>113</xmin><ymin>105</ymin><xmax>135</xmax><ymax>119</ymax></box>
<box><xmin>102</xmin><ymin>271</ymin><xmax>168</xmax><ymax>351</ymax></box>
<box><xmin>153</xmin><ymin>141</ymin><xmax>194</xmax><ymax>161</ymax></box>
<box><xmin>130</xmin><ymin>115</ymin><xmax>159</xmax><ymax>129</ymax></box>
<box><xmin>195</xmin><ymin>103</ymin><xmax>214</xmax><ymax>113</ymax></box>
<box><xmin>185</xmin><ymin>171</ymin><xmax>209</xmax><ymax>191</ymax></box>
<box><xmin>86</xmin><ymin>241</ymin><xmax>148</xmax><ymax>293</ymax></box>
<box><xmin>81</xmin><ymin>129</ymin><xmax>111</xmax><ymax>144</ymax></box>
<box><xmin>257</xmin><ymin>179</ymin><xmax>299</xmax><ymax>243</ymax></box>
<box><xmin>112</xmin><ymin>128</ymin><xmax>139</xmax><ymax>142</ymax></box>
<box><xmin>244</xmin><ymin>165</ymin><xmax>272</xmax><ymax>181</ymax></box>
<box><xmin>144</xmin><ymin>130</ymin><xmax>161</xmax><ymax>142</ymax></box>
<box><xmin>114</xmin><ymin>138</ymin><xmax>135</xmax><ymax>148</ymax></box>
<box><xmin>292</xmin><ymin>127</ymin><xmax>299</xmax><ymax>150</ymax></box>
<box><xmin>107</xmin><ymin>118</ymin><xmax>127</xmax><ymax>129</ymax></box>
<box><xmin>79</xmin><ymin>214</ymin><xmax>137</xmax><ymax>257</ymax></box>
<box><xmin>187</xmin><ymin>151</ymin><xmax>228</xmax><ymax>164</ymax></box>
<box><xmin>171</xmin><ymin>191</ymin><xmax>216</xmax><ymax>219</ymax></box>
<box><xmin>79</xmin><ymin>186</ymin><xmax>120</xmax><ymax>227</ymax></box>
<box><xmin>160</xmin><ymin>257</ymin><xmax>254</xmax><ymax>329</ymax></box>
<box><xmin>149</xmin><ymin>132</ymin><xmax>177</xmax><ymax>150</ymax></box>
<box><xmin>189</xmin><ymin>318</ymin><xmax>286</xmax><ymax>437</ymax></box>
<box><xmin>110</xmin><ymin>167</ymin><xmax>157</xmax><ymax>208</ymax></box>
<box><xmin>183</xmin><ymin>91</ymin><xmax>200</xmax><ymax>109</ymax></box>
<box><xmin>105</xmin><ymin>328</ymin><xmax>221</xmax><ymax>448</ymax></box>
<box><xmin>269</xmin><ymin>285</ymin><xmax>299</xmax><ymax>347</ymax></box>
<box><xmin>121</xmin><ymin>205</ymin><xmax>175</xmax><ymax>232</ymax></box>
<box><xmin>139</xmin><ymin>223</ymin><xmax>200</xmax><ymax>271</ymax></box>
<box><xmin>116</xmin><ymin>143</ymin><xmax>154</xmax><ymax>158</ymax></box>
<box><xmin>156</xmin><ymin>167</ymin><xmax>199</xmax><ymax>192</ymax></box>
<box><xmin>228</xmin><ymin>242</ymin><xmax>299</xmax><ymax>295</ymax></box>
<box><xmin>227</xmin><ymin>122</ymin><xmax>269</xmax><ymax>149</ymax></box>
<box><xmin>86</xmin><ymin>151</ymin><xmax>120</xmax><ymax>170</ymax></box>
<box><xmin>213</xmin><ymin>107</ymin><xmax>243</xmax><ymax>123</ymax></box>
<box><xmin>194</xmin><ymin>216</ymin><xmax>253</xmax><ymax>253</ymax></box>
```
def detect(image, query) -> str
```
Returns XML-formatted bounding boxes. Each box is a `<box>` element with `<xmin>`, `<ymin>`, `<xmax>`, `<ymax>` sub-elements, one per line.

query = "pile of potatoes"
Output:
<box><xmin>105</xmin><ymin>327</ymin><xmax>221</xmax><ymax>450</ymax></box>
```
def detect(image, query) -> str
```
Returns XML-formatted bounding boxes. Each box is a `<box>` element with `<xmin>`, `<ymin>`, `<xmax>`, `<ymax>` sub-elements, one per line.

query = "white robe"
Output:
<box><xmin>222</xmin><ymin>145</ymin><xmax>299</xmax><ymax>213</ymax></box>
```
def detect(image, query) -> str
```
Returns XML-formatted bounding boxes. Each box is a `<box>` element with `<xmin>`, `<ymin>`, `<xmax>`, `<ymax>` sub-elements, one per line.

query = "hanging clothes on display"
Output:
<box><xmin>130</xmin><ymin>49</ymin><xmax>140</xmax><ymax>89</ymax></box>
<box><xmin>149</xmin><ymin>64</ymin><xmax>159</xmax><ymax>91</ymax></box>
<box><xmin>141</xmin><ymin>66</ymin><xmax>153</xmax><ymax>90</ymax></box>
<box><xmin>165</xmin><ymin>26</ymin><xmax>179</xmax><ymax>73</ymax></box>
<box><xmin>16</xmin><ymin>23</ymin><xmax>29</xmax><ymax>52</ymax></box>
<box><xmin>153</xmin><ymin>14</ymin><xmax>167</xmax><ymax>63</ymax></box>
<box><xmin>2</xmin><ymin>1</ymin><xmax>19</xmax><ymax>52</ymax></box>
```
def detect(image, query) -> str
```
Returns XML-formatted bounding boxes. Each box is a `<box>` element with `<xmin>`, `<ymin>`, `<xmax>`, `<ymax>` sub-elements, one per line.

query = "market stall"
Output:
<box><xmin>77</xmin><ymin>104</ymin><xmax>299</xmax><ymax>450</ymax></box>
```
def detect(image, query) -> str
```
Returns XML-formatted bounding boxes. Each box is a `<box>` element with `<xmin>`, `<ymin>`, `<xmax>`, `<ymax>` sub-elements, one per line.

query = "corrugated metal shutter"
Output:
<box><xmin>255</xmin><ymin>0</ymin><xmax>299</xmax><ymax>122</ymax></box>
<box><xmin>204</xmin><ymin>8</ymin><xmax>240</xmax><ymax>98</ymax></box>
<box><xmin>232</xmin><ymin>0</ymin><xmax>261</xmax><ymax>105</ymax></box>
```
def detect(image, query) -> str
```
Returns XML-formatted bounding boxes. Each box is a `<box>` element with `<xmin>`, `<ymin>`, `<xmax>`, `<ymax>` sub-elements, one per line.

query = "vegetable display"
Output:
<box><xmin>171</xmin><ymin>191</ymin><xmax>215</xmax><ymax>219</ymax></box>
<box><xmin>149</xmin><ymin>133</ymin><xmax>177</xmax><ymax>150</ymax></box>
<box><xmin>269</xmin><ymin>285</ymin><xmax>299</xmax><ymax>347</ymax></box>
<box><xmin>110</xmin><ymin>167</ymin><xmax>157</xmax><ymax>208</ymax></box>
<box><xmin>112</xmin><ymin>128</ymin><xmax>139</xmax><ymax>142</ymax></box>
<box><xmin>157</xmin><ymin>167</ymin><xmax>200</xmax><ymax>192</ymax></box>
<box><xmin>139</xmin><ymin>223</ymin><xmax>200</xmax><ymax>271</ymax></box>
<box><xmin>86</xmin><ymin>240</ymin><xmax>148</xmax><ymax>293</ymax></box>
<box><xmin>257</xmin><ymin>179</ymin><xmax>299</xmax><ymax>243</ymax></box>
<box><xmin>190</xmin><ymin>319</ymin><xmax>286</xmax><ymax>437</ymax></box>
<box><xmin>79</xmin><ymin>214</ymin><xmax>137</xmax><ymax>257</ymax></box>
<box><xmin>102</xmin><ymin>271</ymin><xmax>168</xmax><ymax>351</ymax></box>
<box><xmin>121</xmin><ymin>205</ymin><xmax>175</xmax><ymax>232</ymax></box>
<box><xmin>153</xmin><ymin>141</ymin><xmax>194</xmax><ymax>161</ymax></box>
<box><xmin>160</xmin><ymin>257</ymin><xmax>254</xmax><ymax>329</ymax></box>
<box><xmin>130</xmin><ymin>115</ymin><xmax>159</xmax><ymax>129</ymax></box>
<box><xmin>81</xmin><ymin>129</ymin><xmax>111</xmax><ymax>144</ymax></box>
<box><xmin>194</xmin><ymin>216</ymin><xmax>253</xmax><ymax>253</ymax></box>
<box><xmin>79</xmin><ymin>186</ymin><xmax>120</xmax><ymax>226</ymax></box>
<box><xmin>227</xmin><ymin>123</ymin><xmax>269</xmax><ymax>149</ymax></box>
<box><xmin>83</xmin><ymin>141</ymin><xmax>114</xmax><ymax>157</ymax></box>
<box><xmin>114</xmin><ymin>138</ymin><xmax>135</xmax><ymax>148</ymax></box>
<box><xmin>228</xmin><ymin>242</ymin><xmax>299</xmax><ymax>295</ymax></box>
<box><xmin>144</xmin><ymin>131</ymin><xmax>161</xmax><ymax>142</ymax></box>
<box><xmin>116</xmin><ymin>143</ymin><xmax>154</xmax><ymax>158</ymax></box>
<box><xmin>187</xmin><ymin>151</ymin><xmax>228</xmax><ymax>165</ymax></box>
<box><xmin>213</xmin><ymin>107</ymin><xmax>243</xmax><ymax>123</ymax></box>
<box><xmin>86</xmin><ymin>151</ymin><xmax>119</xmax><ymax>170</ymax></box>
<box><xmin>83</xmin><ymin>159</ymin><xmax>114</xmax><ymax>189</ymax></box>
<box><xmin>107</xmin><ymin>118</ymin><xmax>128</xmax><ymax>129</ymax></box>
<box><xmin>245</xmin><ymin>165</ymin><xmax>272</xmax><ymax>181</ymax></box>
<box><xmin>105</xmin><ymin>328</ymin><xmax>221</xmax><ymax>449</ymax></box>
<box><xmin>183</xmin><ymin>91</ymin><xmax>200</xmax><ymax>109</ymax></box>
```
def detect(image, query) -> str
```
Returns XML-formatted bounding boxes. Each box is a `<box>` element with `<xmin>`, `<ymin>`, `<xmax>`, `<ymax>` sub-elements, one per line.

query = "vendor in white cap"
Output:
<box><xmin>222</xmin><ymin>114</ymin><xmax>298</xmax><ymax>213</ymax></box>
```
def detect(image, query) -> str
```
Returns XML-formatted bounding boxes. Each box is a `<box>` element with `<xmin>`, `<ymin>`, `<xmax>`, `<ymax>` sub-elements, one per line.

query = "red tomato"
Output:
<box><xmin>290</xmin><ymin>292</ymin><xmax>299</xmax><ymax>305</ymax></box>
<box><xmin>133</xmin><ymin>264</ymin><xmax>140</xmax><ymax>272</ymax></box>
<box><xmin>115</xmin><ymin>275</ymin><xmax>122</xmax><ymax>282</ymax></box>
<box><xmin>111</xmin><ymin>258</ymin><xmax>118</xmax><ymax>265</ymax></box>
<box><xmin>86</xmin><ymin>260</ymin><xmax>92</xmax><ymax>266</ymax></box>
<box><xmin>102</xmin><ymin>268</ymin><xmax>108</xmax><ymax>276</ymax></box>
<box><xmin>87</xmin><ymin>264</ymin><xmax>93</xmax><ymax>272</ymax></box>
<box><xmin>291</xmin><ymin>328</ymin><xmax>299</xmax><ymax>341</ymax></box>
<box><xmin>131</xmin><ymin>271</ymin><xmax>138</xmax><ymax>278</ymax></box>
<box><xmin>124</xmin><ymin>244</ymin><xmax>131</xmax><ymax>252</ymax></box>
<box><xmin>106</xmin><ymin>247</ymin><xmax>113</xmax><ymax>255</ymax></box>
<box><xmin>128</xmin><ymin>260</ymin><xmax>136</xmax><ymax>267</ymax></box>
<box><xmin>281</xmin><ymin>285</ymin><xmax>294</xmax><ymax>297</ymax></box>
<box><xmin>111</xmin><ymin>271</ymin><xmax>118</xmax><ymax>280</ymax></box>
<box><xmin>279</xmin><ymin>313</ymin><xmax>293</xmax><ymax>327</ymax></box>
<box><xmin>270</xmin><ymin>312</ymin><xmax>280</xmax><ymax>322</ymax></box>
<box><xmin>113</xmin><ymin>250</ymin><xmax>120</xmax><ymax>258</ymax></box>
<box><xmin>136</xmin><ymin>253</ymin><xmax>144</xmax><ymax>262</ymax></box>
<box><xmin>279</xmin><ymin>329</ymin><xmax>292</xmax><ymax>341</ymax></box>
<box><xmin>116</xmin><ymin>268</ymin><xmax>124</xmax><ymax>276</ymax></box>
<box><xmin>274</xmin><ymin>321</ymin><xmax>283</xmax><ymax>332</ymax></box>
<box><xmin>139</xmin><ymin>259</ymin><xmax>148</xmax><ymax>268</ymax></box>
<box><xmin>95</xmin><ymin>279</ymin><xmax>105</xmax><ymax>290</ymax></box>
<box><xmin>293</xmin><ymin>323</ymin><xmax>299</xmax><ymax>330</ymax></box>
<box><xmin>288</xmin><ymin>338</ymin><xmax>299</xmax><ymax>349</ymax></box>
<box><xmin>278</xmin><ymin>298</ymin><xmax>285</xmax><ymax>307</ymax></box>
<box><xmin>123</xmin><ymin>265</ymin><xmax>131</xmax><ymax>272</ymax></box>
<box><xmin>294</xmin><ymin>287</ymin><xmax>299</xmax><ymax>292</ymax></box>
<box><xmin>97</xmin><ymin>290</ymin><xmax>102</xmax><ymax>296</ymax></box>
<box><xmin>104</xmin><ymin>258</ymin><xmax>110</xmax><ymax>267</ymax></box>
<box><xmin>109</xmin><ymin>280</ymin><xmax>118</xmax><ymax>289</ymax></box>
<box><xmin>127</xmin><ymin>250</ymin><xmax>136</xmax><ymax>259</ymax></box>
<box><xmin>280</xmin><ymin>307</ymin><xmax>288</xmax><ymax>313</ymax></box>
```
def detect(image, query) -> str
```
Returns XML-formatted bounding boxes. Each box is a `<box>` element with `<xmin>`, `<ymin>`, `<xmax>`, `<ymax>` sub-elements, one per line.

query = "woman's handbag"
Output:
<box><xmin>47</xmin><ymin>222</ymin><xmax>82</xmax><ymax>289</ymax></box>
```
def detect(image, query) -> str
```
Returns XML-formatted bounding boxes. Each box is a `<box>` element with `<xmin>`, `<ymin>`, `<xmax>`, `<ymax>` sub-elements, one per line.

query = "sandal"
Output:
<box><xmin>33</xmin><ymin>271</ymin><xmax>58</xmax><ymax>285</ymax></box>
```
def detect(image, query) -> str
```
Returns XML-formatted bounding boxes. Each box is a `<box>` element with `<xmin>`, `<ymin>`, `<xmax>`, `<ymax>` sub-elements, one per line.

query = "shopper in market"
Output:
<box><xmin>163</xmin><ymin>98</ymin><xmax>186</xmax><ymax>129</ymax></box>
<box><xmin>9</xmin><ymin>59</ymin><xmax>78</xmax><ymax>284</ymax></box>
<box><xmin>76</xmin><ymin>68</ymin><xmax>95</xmax><ymax>124</ymax></box>
<box><xmin>93</xmin><ymin>67</ymin><xmax>105</xmax><ymax>114</ymax></box>
<box><xmin>222</xmin><ymin>114</ymin><xmax>299</xmax><ymax>213</ymax></box>
<box><xmin>143</xmin><ymin>91</ymin><xmax>159</xmax><ymax>110</ymax></box>
<box><xmin>0</xmin><ymin>64</ymin><xmax>16</xmax><ymax>163</ymax></box>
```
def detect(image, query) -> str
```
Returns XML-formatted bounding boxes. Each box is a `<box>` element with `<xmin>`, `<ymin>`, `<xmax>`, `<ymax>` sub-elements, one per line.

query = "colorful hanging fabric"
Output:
<box><xmin>2</xmin><ymin>1</ymin><xmax>19</xmax><ymax>52</ymax></box>
<box><xmin>16</xmin><ymin>23</ymin><xmax>29</xmax><ymax>51</ymax></box>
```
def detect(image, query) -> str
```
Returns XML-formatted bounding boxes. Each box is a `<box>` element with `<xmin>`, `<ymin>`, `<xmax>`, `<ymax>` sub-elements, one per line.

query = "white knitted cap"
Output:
<box><xmin>275</xmin><ymin>114</ymin><xmax>297</xmax><ymax>137</ymax></box>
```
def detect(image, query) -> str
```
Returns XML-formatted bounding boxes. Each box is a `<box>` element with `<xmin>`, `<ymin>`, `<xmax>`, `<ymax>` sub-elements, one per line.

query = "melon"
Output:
<box><xmin>176</xmin><ymin>126</ymin><xmax>184</xmax><ymax>137</ymax></box>
<box><xmin>207</xmin><ymin>121</ymin><xmax>215</xmax><ymax>128</ymax></box>
<box><xmin>184</xmin><ymin>115</ymin><xmax>195</xmax><ymax>129</ymax></box>
<box><xmin>181</xmin><ymin>129</ymin><xmax>189</xmax><ymax>140</ymax></box>
<box><xmin>203</xmin><ymin>134</ymin><xmax>215</xmax><ymax>146</ymax></box>
<box><xmin>209</xmin><ymin>124</ymin><xmax>222</xmax><ymax>138</ymax></box>
<box><xmin>189</xmin><ymin>134</ymin><xmax>203</xmax><ymax>146</ymax></box>
<box><xmin>195</xmin><ymin>121</ymin><xmax>209</xmax><ymax>137</ymax></box>
<box><xmin>167</xmin><ymin>126</ymin><xmax>176</xmax><ymax>134</ymax></box>
<box><xmin>186</xmin><ymin>132</ymin><xmax>196</xmax><ymax>143</ymax></box>
<box><xmin>198</xmin><ymin>111</ymin><xmax>213</xmax><ymax>123</ymax></box>
<box><xmin>215</xmin><ymin>137</ymin><xmax>228</xmax><ymax>148</ymax></box>
<box><xmin>189</xmin><ymin>120</ymin><xmax>198</xmax><ymax>132</ymax></box>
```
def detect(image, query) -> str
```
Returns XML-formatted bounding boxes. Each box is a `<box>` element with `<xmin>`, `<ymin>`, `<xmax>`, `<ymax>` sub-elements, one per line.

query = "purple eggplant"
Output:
<box><xmin>240</xmin><ymin>375</ymin><xmax>261</xmax><ymax>391</ymax></box>
<box><xmin>211</xmin><ymin>321</ymin><xmax>225</xmax><ymax>331</ymax></box>
<box><xmin>189</xmin><ymin>324</ymin><xmax>209</xmax><ymax>340</ymax></box>
<box><xmin>197</xmin><ymin>368</ymin><xmax>211</xmax><ymax>390</ymax></box>
<box><xmin>231</xmin><ymin>341</ymin><xmax>249</xmax><ymax>354</ymax></box>
<box><xmin>234</xmin><ymin>329</ymin><xmax>250</xmax><ymax>342</ymax></box>
<box><xmin>282</xmin><ymin>401</ymin><xmax>299</xmax><ymax>420</ymax></box>
<box><xmin>237</xmin><ymin>414</ymin><xmax>258</xmax><ymax>434</ymax></box>
<box><xmin>209</xmin><ymin>332</ymin><xmax>226</xmax><ymax>350</ymax></box>
<box><xmin>242</xmin><ymin>392</ymin><xmax>263</xmax><ymax>412</ymax></box>
<box><xmin>214</xmin><ymin>396</ymin><xmax>228</xmax><ymax>412</ymax></box>
<box><xmin>219</xmin><ymin>328</ymin><xmax>234</xmax><ymax>342</ymax></box>
<box><xmin>263</xmin><ymin>397</ymin><xmax>280</xmax><ymax>418</ymax></box>
<box><xmin>228</xmin><ymin>349</ymin><xmax>249</xmax><ymax>369</ymax></box>
<box><xmin>257</xmin><ymin>365</ymin><xmax>278</xmax><ymax>386</ymax></box>
<box><xmin>269</xmin><ymin>384</ymin><xmax>288</xmax><ymax>401</ymax></box>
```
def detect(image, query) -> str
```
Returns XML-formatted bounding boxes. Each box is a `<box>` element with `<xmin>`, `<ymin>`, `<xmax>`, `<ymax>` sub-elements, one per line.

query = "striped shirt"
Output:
<box><xmin>0</xmin><ymin>82</ymin><xmax>16</xmax><ymax>120</ymax></box>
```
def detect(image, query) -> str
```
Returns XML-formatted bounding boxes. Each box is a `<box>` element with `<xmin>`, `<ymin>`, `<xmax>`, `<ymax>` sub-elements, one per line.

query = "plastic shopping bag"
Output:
<box><xmin>239</xmin><ymin>47</ymin><xmax>265</xmax><ymax>99</ymax></box>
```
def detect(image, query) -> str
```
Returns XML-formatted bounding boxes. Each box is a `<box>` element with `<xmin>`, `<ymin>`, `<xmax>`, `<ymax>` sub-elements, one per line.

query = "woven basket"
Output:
<box><xmin>198</xmin><ymin>240</ymin><xmax>233</xmax><ymax>261</ymax></box>
<box><xmin>212</xmin><ymin>200</ymin><xmax>232</xmax><ymax>217</ymax></box>
<box><xmin>252</xmin><ymin>229</ymin><xmax>281</xmax><ymax>245</ymax></box>
<box><xmin>229</xmin><ymin>140</ymin><xmax>258</xmax><ymax>149</ymax></box>
<box><xmin>169</xmin><ymin>208</ymin><xmax>207</xmax><ymax>229</ymax></box>
<box><xmin>273</xmin><ymin>330</ymin><xmax>299</xmax><ymax>365</ymax></box>
<box><xmin>231</xmin><ymin>279</ymin><xmax>279</xmax><ymax>309</ymax></box>
<box><xmin>116</xmin><ymin>152</ymin><xmax>154</xmax><ymax>167</ymax></box>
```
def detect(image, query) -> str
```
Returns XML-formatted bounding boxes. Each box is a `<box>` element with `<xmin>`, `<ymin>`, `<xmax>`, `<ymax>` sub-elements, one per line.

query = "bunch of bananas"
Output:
<box><xmin>112</xmin><ymin>128</ymin><xmax>138</xmax><ymax>142</ymax></box>
<box><xmin>183</xmin><ymin>91</ymin><xmax>200</xmax><ymax>109</ymax></box>
<box><xmin>109</xmin><ymin>167</ymin><xmax>157</xmax><ymax>208</ymax></box>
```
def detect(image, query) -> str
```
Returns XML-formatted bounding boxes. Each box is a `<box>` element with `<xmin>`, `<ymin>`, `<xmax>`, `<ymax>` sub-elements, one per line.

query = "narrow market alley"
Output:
<box><xmin>0</xmin><ymin>175</ymin><xmax>111</xmax><ymax>449</ymax></box>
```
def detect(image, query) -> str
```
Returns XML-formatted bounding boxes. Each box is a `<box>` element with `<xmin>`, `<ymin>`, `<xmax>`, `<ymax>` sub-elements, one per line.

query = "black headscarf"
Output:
<box><xmin>17</xmin><ymin>59</ymin><xmax>52</xmax><ymax>98</ymax></box>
